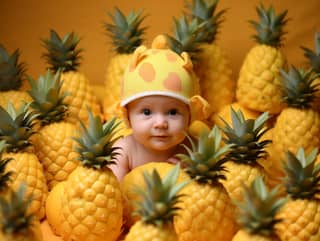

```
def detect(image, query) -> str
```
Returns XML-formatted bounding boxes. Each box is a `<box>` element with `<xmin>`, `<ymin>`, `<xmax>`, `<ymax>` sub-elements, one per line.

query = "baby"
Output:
<box><xmin>110</xmin><ymin>35</ymin><xmax>209</xmax><ymax>181</ymax></box>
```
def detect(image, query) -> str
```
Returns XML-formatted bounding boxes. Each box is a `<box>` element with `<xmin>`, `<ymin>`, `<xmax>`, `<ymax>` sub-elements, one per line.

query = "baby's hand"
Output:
<box><xmin>166</xmin><ymin>157</ymin><xmax>180</xmax><ymax>165</ymax></box>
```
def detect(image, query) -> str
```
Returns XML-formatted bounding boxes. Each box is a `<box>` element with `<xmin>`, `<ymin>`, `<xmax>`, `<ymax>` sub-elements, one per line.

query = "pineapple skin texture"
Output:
<box><xmin>32</xmin><ymin>122</ymin><xmax>80</xmax><ymax>190</ymax></box>
<box><xmin>270</xmin><ymin>108</ymin><xmax>320</xmax><ymax>173</ymax></box>
<box><xmin>61</xmin><ymin>71</ymin><xmax>102</xmax><ymax>124</ymax></box>
<box><xmin>103</xmin><ymin>54</ymin><xmax>133</xmax><ymax>120</ymax></box>
<box><xmin>196</xmin><ymin>43</ymin><xmax>235</xmax><ymax>115</ymax></box>
<box><xmin>0</xmin><ymin>90</ymin><xmax>32</xmax><ymax>110</ymax></box>
<box><xmin>0</xmin><ymin>219</ymin><xmax>43</xmax><ymax>241</ymax></box>
<box><xmin>275</xmin><ymin>199</ymin><xmax>320</xmax><ymax>241</ymax></box>
<box><xmin>4</xmin><ymin>152</ymin><xmax>48</xmax><ymax>220</ymax></box>
<box><xmin>174</xmin><ymin>182</ymin><xmax>238</xmax><ymax>241</ymax></box>
<box><xmin>232</xmin><ymin>229</ymin><xmax>280</xmax><ymax>241</ymax></box>
<box><xmin>221</xmin><ymin>162</ymin><xmax>266</xmax><ymax>202</ymax></box>
<box><xmin>236</xmin><ymin>44</ymin><xmax>286</xmax><ymax>114</ymax></box>
<box><xmin>60</xmin><ymin>166</ymin><xmax>123</xmax><ymax>241</ymax></box>
<box><xmin>124</xmin><ymin>221</ymin><xmax>178</xmax><ymax>241</ymax></box>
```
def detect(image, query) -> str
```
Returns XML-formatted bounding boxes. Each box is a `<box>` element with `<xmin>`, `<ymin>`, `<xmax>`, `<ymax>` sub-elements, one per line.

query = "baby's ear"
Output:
<box><xmin>181</xmin><ymin>52</ymin><xmax>194</xmax><ymax>73</ymax></box>
<box><xmin>129</xmin><ymin>45</ymin><xmax>148</xmax><ymax>71</ymax></box>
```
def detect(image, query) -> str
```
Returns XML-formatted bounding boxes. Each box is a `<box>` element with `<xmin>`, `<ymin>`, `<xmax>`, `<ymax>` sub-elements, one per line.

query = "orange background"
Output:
<box><xmin>0</xmin><ymin>0</ymin><xmax>319</xmax><ymax>86</ymax></box>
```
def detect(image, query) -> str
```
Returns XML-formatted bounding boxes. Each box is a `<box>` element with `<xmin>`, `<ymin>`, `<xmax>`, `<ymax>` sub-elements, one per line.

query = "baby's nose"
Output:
<box><xmin>154</xmin><ymin>114</ymin><xmax>168</xmax><ymax>128</ymax></box>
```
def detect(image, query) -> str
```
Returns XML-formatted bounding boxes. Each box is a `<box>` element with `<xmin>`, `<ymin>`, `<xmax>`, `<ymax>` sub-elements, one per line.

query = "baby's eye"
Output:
<box><xmin>168</xmin><ymin>109</ymin><xmax>178</xmax><ymax>115</ymax></box>
<box><xmin>142</xmin><ymin>108</ymin><xmax>151</xmax><ymax>115</ymax></box>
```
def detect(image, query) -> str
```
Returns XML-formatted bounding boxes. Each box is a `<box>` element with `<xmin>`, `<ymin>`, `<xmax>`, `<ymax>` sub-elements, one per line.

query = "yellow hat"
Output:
<box><xmin>121</xmin><ymin>35</ymin><xmax>210</xmax><ymax>121</ymax></box>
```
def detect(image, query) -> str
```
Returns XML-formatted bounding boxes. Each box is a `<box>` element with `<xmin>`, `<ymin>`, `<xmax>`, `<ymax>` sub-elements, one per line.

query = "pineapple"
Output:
<box><xmin>220</xmin><ymin>108</ymin><xmax>271</xmax><ymax>202</ymax></box>
<box><xmin>124</xmin><ymin>164</ymin><xmax>187</xmax><ymax>241</ymax></box>
<box><xmin>42</xmin><ymin>29</ymin><xmax>102</xmax><ymax>124</ymax></box>
<box><xmin>59</xmin><ymin>111</ymin><xmax>123</xmax><ymax>241</ymax></box>
<box><xmin>174</xmin><ymin>126</ymin><xmax>238</xmax><ymax>241</ymax></box>
<box><xmin>121</xmin><ymin>162</ymin><xmax>190</xmax><ymax>229</ymax></box>
<box><xmin>186</xmin><ymin>0</ymin><xmax>235</xmax><ymax>117</ymax></box>
<box><xmin>236</xmin><ymin>4</ymin><xmax>288</xmax><ymax>114</ymax></box>
<box><xmin>301</xmin><ymin>32</ymin><xmax>320</xmax><ymax>111</ymax></box>
<box><xmin>275</xmin><ymin>147</ymin><xmax>320</xmax><ymax>241</ymax></box>
<box><xmin>0</xmin><ymin>185</ymin><xmax>43</xmax><ymax>241</ymax></box>
<box><xmin>103</xmin><ymin>7</ymin><xmax>147</xmax><ymax>120</ymax></box>
<box><xmin>269</xmin><ymin>67</ymin><xmax>320</xmax><ymax>177</ymax></box>
<box><xmin>0</xmin><ymin>43</ymin><xmax>32</xmax><ymax>109</ymax></box>
<box><xmin>28</xmin><ymin>70</ymin><xmax>80</xmax><ymax>190</ymax></box>
<box><xmin>0</xmin><ymin>102</ymin><xmax>48</xmax><ymax>220</ymax></box>
<box><xmin>232</xmin><ymin>176</ymin><xmax>286</xmax><ymax>241</ymax></box>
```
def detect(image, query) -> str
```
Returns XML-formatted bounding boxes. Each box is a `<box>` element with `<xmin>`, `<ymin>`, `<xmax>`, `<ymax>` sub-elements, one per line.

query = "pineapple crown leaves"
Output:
<box><xmin>42</xmin><ymin>29</ymin><xmax>83</xmax><ymax>72</ymax></box>
<box><xmin>301</xmin><ymin>32</ymin><xmax>320</xmax><ymax>73</ymax></box>
<box><xmin>249</xmin><ymin>3</ymin><xmax>289</xmax><ymax>47</ymax></box>
<box><xmin>176</xmin><ymin>126</ymin><xmax>231</xmax><ymax>184</ymax></box>
<box><xmin>27</xmin><ymin>69</ymin><xmax>69</xmax><ymax>126</ymax></box>
<box><xmin>0</xmin><ymin>102</ymin><xmax>38</xmax><ymax>153</ymax></box>
<box><xmin>185</xmin><ymin>0</ymin><xmax>227</xmax><ymax>43</ymax></box>
<box><xmin>0</xmin><ymin>140</ymin><xmax>13</xmax><ymax>193</ymax></box>
<box><xmin>134</xmin><ymin>164</ymin><xmax>189</xmax><ymax>226</ymax></box>
<box><xmin>166</xmin><ymin>15</ymin><xmax>206</xmax><ymax>61</ymax></box>
<box><xmin>73</xmin><ymin>109</ymin><xmax>122</xmax><ymax>169</ymax></box>
<box><xmin>0</xmin><ymin>184</ymin><xmax>34</xmax><ymax>234</ymax></box>
<box><xmin>104</xmin><ymin>7</ymin><xmax>148</xmax><ymax>54</ymax></box>
<box><xmin>0</xmin><ymin>43</ymin><xmax>27</xmax><ymax>91</ymax></box>
<box><xmin>280</xmin><ymin>66</ymin><xmax>320</xmax><ymax>109</ymax></box>
<box><xmin>235</xmin><ymin>176</ymin><xmax>287</xmax><ymax>236</ymax></box>
<box><xmin>220</xmin><ymin>108</ymin><xmax>271</xmax><ymax>165</ymax></box>
<box><xmin>282</xmin><ymin>147</ymin><xmax>320</xmax><ymax>200</ymax></box>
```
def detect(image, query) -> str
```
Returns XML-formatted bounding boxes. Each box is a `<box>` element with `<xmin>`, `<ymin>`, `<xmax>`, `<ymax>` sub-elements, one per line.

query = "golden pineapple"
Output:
<box><xmin>103</xmin><ymin>7</ymin><xmax>147</xmax><ymax>120</ymax></box>
<box><xmin>0</xmin><ymin>185</ymin><xmax>43</xmax><ymax>241</ymax></box>
<box><xmin>124</xmin><ymin>165</ymin><xmax>187</xmax><ymax>241</ymax></box>
<box><xmin>220</xmin><ymin>108</ymin><xmax>271</xmax><ymax>202</ymax></box>
<box><xmin>59</xmin><ymin>111</ymin><xmax>123</xmax><ymax>241</ymax></box>
<box><xmin>269</xmin><ymin>67</ymin><xmax>320</xmax><ymax>178</ymax></box>
<box><xmin>275</xmin><ymin>148</ymin><xmax>320</xmax><ymax>241</ymax></box>
<box><xmin>28</xmin><ymin>70</ymin><xmax>80</xmax><ymax>190</ymax></box>
<box><xmin>186</xmin><ymin>0</ymin><xmax>235</xmax><ymax>116</ymax></box>
<box><xmin>0</xmin><ymin>43</ymin><xmax>31</xmax><ymax>109</ymax></box>
<box><xmin>231</xmin><ymin>176</ymin><xmax>286</xmax><ymax>241</ymax></box>
<box><xmin>174</xmin><ymin>126</ymin><xmax>238</xmax><ymax>241</ymax></box>
<box><xmin>121</xmin><ymin>162</ymin><xmax>190</xmax><ymax>229</ymax></box>
<box><xmin>42</xmin><ymin>29</ymin><xmax>102</xmax><ymax>124</ymax></box>
<box><xmin>236</xmin><ymin>4</ymin><xmax>288</xmax><ymax>114</ymax></box>
<box><xmin>0</xmin><ymin>102</ymin><xmax>48</xmax><ymax>220</ymax></box>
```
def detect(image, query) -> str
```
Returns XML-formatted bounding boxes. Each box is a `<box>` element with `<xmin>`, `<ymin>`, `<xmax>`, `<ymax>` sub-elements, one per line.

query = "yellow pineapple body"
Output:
<box><xmin>221</xmin><ymin>162</ymin><xmax>266</xmax><ymax>202</ymax></box>
<box><xmin>121</xmin><ymin>162</ymin><xmax>189</xmax><ymax>228</ymax></box>
<box><xmin>270</xmin><ymin>108</ymin><xmax>320</xmax><ymax>173</ymax></box>
<box><xmin>32</xmin><ymin>122</ymin><xmax>79</xmax><ymax>190</ymax></box>
<box><xmin>196</xmin><ymin>43</ymin><xmax>235</xmax><ymax>115</ymax></box>
<box><xmin>232</xmin><ymin>229</ymin><xmax>280</xmax><ymax>241</ymax></box>
<box><xmin>236</xmin><ymin>44</ymin><xmax>286</xmax><ymax>114</ymax></box>
<box><xmin>124</xmin><ymin>221</ymin><xmax>178</xmax><ymax>241</ymax></box>
<box><xmin>0</xmin><ymin>90</ymin><xmax>32</xmax><ymax>110</ymax></box>
<box><xmin>4</xmin><ymin>152</ymin><xmax>48</xmax><ymax>220</ymax></box>
<box><xmin>275</xmin><ymin>199</ymin><xmax>320</xmax><ymax>241</ymax></box>
<box><xmin>174</xmin><ymin>182</ymin><xmax>237</xmax><ymax>241</ymax></box>
<box><xmin>103</xmin><ymin>54</ymin><xmax>133</xmax><ymax>120</ymax></box>
<box><xmin>61</xmin><ymin>71</ymin><xmax>102</xmax><ymax>124</ymax></box>
<box><xmin>60</xmin><ymin>166</ymin><xmax>123</xmax><ymax>241</ymax></box>
<box><xmin>0</xmin><ymin>219</ymin><xmax>43</xmax><ymax>241</ymax></box>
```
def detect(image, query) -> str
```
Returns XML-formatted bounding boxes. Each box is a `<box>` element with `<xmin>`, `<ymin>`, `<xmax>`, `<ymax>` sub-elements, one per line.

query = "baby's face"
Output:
<box><xmin>127</xmin><ymin>95</ymin><xmax>190</xmax><ymax>151</ymax></box>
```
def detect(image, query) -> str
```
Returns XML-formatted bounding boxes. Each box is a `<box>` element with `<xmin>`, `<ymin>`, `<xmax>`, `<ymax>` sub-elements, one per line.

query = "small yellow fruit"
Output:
<box><xmin>188</xmin><ymin>120</ymin><xmax>210</xmax><ymax>138</ymax></box>
<box><xmin>45</xmin><ymin>181</ymin><xmax>65</xmax><ymax>236</ymax></box>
